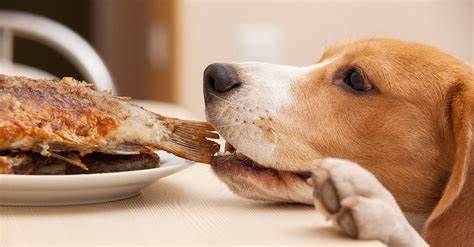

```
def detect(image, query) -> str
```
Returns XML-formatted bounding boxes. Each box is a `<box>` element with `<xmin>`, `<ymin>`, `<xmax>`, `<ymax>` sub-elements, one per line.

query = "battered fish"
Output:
<box><xmin>0</xmin><ymin>74</ymin><xmax>219</xmax><ymax>175</ymax></box>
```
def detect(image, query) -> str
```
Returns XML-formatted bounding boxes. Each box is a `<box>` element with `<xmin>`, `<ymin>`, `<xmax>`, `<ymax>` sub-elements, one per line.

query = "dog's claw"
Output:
<box><xmin>310</xmin><ymin>158</ymin><xmax>429</xmax><ymax>246</ymax></box>
<box><xmin>320</xmin><ymin>179</ymin><xmax>341</xmax><ymax>214</ymax></box>
<box><xmin>337</xmin><ymin>209</ymin><xmax>358</xmax><ymax>238</ymax></box>
<box><xmin>315</xmin><ymin>172</ymin><xmax>358</xmax><ymax>238</ymax></box>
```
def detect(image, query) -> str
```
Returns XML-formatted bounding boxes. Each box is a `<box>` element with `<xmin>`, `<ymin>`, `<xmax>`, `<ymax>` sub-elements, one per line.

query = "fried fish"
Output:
<box><xmin>0</xmin><ymin>74</ymin><xmax>219</xmax><ymax>175</ymax></box>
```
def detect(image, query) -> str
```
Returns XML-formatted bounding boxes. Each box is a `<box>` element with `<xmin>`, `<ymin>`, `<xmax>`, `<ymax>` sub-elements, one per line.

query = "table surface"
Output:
<box><xmin>0</xmin><ymin>101</ymin><xmax>382</xmax><ymax>246</ymax></box>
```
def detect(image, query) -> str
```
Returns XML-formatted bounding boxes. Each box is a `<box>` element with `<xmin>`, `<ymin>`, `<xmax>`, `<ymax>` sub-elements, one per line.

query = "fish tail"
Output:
<box><xmin>157</xmin><ymin>118</ymin><xmax>220</xmax><ymax>163</ymax></box>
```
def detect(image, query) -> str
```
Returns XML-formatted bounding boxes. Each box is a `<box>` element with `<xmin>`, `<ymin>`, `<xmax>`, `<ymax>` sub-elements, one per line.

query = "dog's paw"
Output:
<box><xmin>310</xmin><ymin>158</ymin><xmax>426</xmax><ymax>246</ymax></box>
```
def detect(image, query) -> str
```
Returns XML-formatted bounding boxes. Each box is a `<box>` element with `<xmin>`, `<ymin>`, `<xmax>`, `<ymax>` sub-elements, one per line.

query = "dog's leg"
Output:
<box><xmin>310</xmin><ymin>158</ymin><xmax>428</xmax><ymax>247</ymax></box>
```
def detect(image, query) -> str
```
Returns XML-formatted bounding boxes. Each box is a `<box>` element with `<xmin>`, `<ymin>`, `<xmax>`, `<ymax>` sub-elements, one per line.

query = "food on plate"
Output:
<box><xmin>0</xmin><ymin>74</ymin><xmax>219</xmax><ymax>175</ymax></box>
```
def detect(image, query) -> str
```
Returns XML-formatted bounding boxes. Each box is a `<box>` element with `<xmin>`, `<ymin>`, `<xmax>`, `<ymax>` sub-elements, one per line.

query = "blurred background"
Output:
<box><xmin>0</xmin><ymin>0</ymin><xmax>472</xmax><ymax>118</ymax></box>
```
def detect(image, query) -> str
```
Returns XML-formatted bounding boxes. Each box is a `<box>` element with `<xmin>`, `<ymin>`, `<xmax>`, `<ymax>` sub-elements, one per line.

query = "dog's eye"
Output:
<box><xmin>343</xmin><ymin>70</ymin><xmax>372</xmax><ymax>92</ymax></box>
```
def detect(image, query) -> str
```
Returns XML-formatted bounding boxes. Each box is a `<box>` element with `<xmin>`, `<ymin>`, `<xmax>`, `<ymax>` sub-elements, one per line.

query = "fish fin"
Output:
<box><xmin>49</xmin><ymin>152</ymin><xmax>88</xmax><ymax>170</ymax></box>
<box><xmin>158</xmin><ymin>119</ymin><xmax>220</xmax><ymax>163</ymax></box>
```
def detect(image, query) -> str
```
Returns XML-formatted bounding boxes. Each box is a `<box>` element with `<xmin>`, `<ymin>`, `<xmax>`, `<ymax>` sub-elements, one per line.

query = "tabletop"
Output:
<box><xmin>0</xmin><ymin>100</ymin><xmax>382</xmax><ymax>246</ymax></box>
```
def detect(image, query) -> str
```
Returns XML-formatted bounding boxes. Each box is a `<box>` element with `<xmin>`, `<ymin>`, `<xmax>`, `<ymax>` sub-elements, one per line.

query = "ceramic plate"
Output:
<box><xmin>0</xmin><ymin>151</ymin><xmax>192</xmax><ymax>206</ymax></box>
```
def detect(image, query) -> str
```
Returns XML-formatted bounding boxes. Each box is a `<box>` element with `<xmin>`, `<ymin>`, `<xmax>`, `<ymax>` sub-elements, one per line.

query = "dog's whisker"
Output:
<box><xmin>215</xmin><ymin>122</ymin><xmax>243</xmax><ymax>129</ymax></box>
<box><xmin>207</xmin><ymin>92</ymin><xmax>239</xmax><ymax>107</ymax></box>
<box><xmin>215</xmin><ymin>105</ymin><xmax>234</xmax><ymax>120</ymax></box>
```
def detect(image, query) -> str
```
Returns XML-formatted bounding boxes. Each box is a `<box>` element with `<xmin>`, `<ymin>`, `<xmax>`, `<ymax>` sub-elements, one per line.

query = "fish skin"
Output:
<box><xmin>0</xmin><ymin>74</ymin><xmax>219</xmax><ymax>163</ymax></box>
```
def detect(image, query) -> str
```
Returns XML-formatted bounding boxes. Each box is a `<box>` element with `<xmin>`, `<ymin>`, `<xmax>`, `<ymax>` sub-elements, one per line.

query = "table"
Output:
<box><xmin>0</xmin><ymin>101</ymin><xmax>382</xmax><ymax>246</ymax></box>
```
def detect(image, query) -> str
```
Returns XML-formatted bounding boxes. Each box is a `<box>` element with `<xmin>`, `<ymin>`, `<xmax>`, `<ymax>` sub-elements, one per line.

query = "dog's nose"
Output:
<box><xmin>204</xmin><ymin>63</ymin><xmax>241</xmax><ymax>93</ymax></box>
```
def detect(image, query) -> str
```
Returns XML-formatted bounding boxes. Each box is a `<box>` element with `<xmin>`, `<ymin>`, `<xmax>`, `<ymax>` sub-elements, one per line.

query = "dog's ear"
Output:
<box><xmin>424</xmin><ymin>78</ymin><xmax>474</xmax><ymax>246</ymax></box>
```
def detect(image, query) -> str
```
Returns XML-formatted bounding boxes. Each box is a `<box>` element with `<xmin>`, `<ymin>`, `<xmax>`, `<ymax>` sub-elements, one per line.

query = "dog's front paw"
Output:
<box><xmin>310</xmin><ymin>158</ymin><xmax>427</xmax><ymax>247</ymax></box>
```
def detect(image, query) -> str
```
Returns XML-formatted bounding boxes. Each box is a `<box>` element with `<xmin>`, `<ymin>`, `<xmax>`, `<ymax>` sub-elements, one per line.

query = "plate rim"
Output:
<box><xmin>0</xmin><ymin>151</ymin><xmax>193</xmax><ymax>180</ymax></box>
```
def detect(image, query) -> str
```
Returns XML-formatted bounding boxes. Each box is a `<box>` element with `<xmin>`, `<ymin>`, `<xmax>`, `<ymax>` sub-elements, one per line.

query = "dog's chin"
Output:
<box><xmin>211</xmin><ymin>141</ymin><xmax>312</xmax><ymax>182</ymax></box>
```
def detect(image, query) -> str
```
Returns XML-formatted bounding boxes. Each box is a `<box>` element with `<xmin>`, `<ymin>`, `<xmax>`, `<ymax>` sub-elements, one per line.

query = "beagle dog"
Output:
<box><xmin>203</xmin><ymin>39</ymin><xmax>474</xmax><ymax>246</ymax></box>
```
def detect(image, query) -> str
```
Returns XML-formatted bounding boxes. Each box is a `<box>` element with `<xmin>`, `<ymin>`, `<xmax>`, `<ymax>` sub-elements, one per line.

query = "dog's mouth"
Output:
<box><xmin>211</xmin><ymin>141</ymin><xmax>312</xmax><ymax>181</ymax></box>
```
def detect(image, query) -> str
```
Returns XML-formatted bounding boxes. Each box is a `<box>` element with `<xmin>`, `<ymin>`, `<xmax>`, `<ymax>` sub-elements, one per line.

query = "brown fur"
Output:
<box><xmin>206</xmin><ymin>39</ymin><xmax>474</xmax><ymax>246</ymax></box>
<box><xmin>276</xmin><ymin>39</ymin><xmax>474</xmax><ymax>246</ymax></box>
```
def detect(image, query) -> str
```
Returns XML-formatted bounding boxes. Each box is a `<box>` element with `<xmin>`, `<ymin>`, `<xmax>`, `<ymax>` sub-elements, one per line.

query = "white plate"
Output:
<box><xmin>0</xmin><ymin>151</ymin><xmax>192</xmax><ymax>206</ymax></box>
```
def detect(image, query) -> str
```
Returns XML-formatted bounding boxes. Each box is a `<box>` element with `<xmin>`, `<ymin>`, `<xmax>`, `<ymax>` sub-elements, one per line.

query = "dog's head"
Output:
<box><xmin>204</xmin><ymin>39</ymin><xmax>474</xmax><ymax>242</ymax></box>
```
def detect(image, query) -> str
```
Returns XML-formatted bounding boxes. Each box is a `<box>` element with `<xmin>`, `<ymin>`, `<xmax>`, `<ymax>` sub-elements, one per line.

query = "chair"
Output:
<box><xmin>0</xmin><ymin>10</ymin><xmax>116</xmax><ymax>93</ymax></box>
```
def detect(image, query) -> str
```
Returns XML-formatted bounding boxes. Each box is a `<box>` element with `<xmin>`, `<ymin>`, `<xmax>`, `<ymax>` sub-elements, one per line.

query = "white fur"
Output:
<box><xmin>206</xmin><ymin>57</ymin><xmax>339</xmax><ymax>167</ymax></box>
<box><xmin>205</xmin><ymin>57</ymin><xmax>428</xmax><ymax>246</ymax></box>
<box><xmin>312</xmin><ymin>158</ymin><xmax>428</xmax><ymax>246</ymax></box>
<box><xmin>236</xmin><ymin>57</ymin><xmax>339</xmax><ymax>114</ymax></box>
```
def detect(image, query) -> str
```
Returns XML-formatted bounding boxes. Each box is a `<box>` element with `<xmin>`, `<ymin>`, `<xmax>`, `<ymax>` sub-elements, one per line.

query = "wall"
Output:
<box><xmin>176</xmin><ymin>0</ymin><xmax>474</xmax><ymax>118</ymax></box>
<box><xmin>0</xmin><ymin>0</ymin><xmax>93</xmax><ymax>80</ymax></box>
<box><xmin>93</xmin><ymin>0</ymin><xmax>176</xmax><ymax>100</ymax></box>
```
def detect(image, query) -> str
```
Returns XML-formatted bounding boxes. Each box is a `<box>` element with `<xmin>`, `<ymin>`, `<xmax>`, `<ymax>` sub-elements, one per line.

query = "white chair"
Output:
<box><xmin>0</xmin><ymin>10</ymin><xmax>116</xmax><ymax>93</ymax></box>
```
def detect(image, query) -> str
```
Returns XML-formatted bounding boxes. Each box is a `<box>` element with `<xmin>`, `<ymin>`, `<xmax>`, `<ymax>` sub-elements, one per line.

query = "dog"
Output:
<box><xmin>203</xmin><ymin>39</ymin><xmax>474</xmax><ymax>246</ymax></box>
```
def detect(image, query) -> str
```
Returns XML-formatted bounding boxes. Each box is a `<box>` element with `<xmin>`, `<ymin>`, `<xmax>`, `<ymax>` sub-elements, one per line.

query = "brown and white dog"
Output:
<box><xmin>203</xmin><ymin>39</ymin><xmax>474</xmax><ymax>246</ymax></box>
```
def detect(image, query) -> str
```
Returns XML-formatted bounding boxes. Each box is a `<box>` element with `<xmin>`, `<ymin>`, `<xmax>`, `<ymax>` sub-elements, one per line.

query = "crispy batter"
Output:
<box><xmin>0</xmin><ymin>74</ymin><xmax>219</xmax><ymax>166</ymax></box>
<box><xmin>0</xmin><ymin>75</ymin><xmax>119</xmax><ymax>152</ymax></box>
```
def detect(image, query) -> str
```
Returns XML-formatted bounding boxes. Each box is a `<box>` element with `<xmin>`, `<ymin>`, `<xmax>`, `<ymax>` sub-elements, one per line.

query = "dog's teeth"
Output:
<box><xmin>214</xmin><ymin>151</ymin><xmax>233</xmax><ymax>156</ymax></box>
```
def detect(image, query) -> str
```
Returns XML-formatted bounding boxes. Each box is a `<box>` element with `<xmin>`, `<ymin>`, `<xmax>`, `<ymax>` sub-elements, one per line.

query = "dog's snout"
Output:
<box><xmin>204</xmin><ymin>63</ymin><xmax>241</xmax><ymax>93</ymax></box>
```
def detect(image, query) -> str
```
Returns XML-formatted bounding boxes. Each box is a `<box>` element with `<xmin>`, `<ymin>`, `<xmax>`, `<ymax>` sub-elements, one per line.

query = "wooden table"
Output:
<box><xmin>0</xmin><ymin>101</ymin><xmax>382</xmax><ymax>246</ymax></box>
